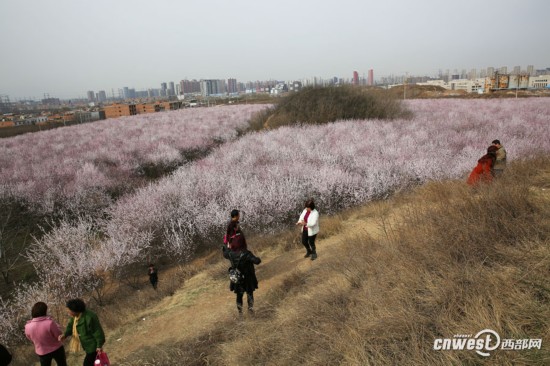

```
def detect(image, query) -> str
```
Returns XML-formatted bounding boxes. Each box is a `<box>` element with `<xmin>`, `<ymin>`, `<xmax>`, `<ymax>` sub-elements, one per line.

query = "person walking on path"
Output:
<box><xmin>225</xmin><ymin>209</ymin><xmax>247</xmax><ymax>252</ymax></box>
<box><xmin>148</xmin><ymin>264</ymin><xmax>158</xmax><ymax>290</ymax></box>
<box><xmin>491</xmin><ymin>139</ymin><xmax>507</xmax><ymax>177</ymax></box>
<box><xmin>25</xmin><ymin>302</ymin><xmax>67</xmax><ymax>366</ymax></box>
<box><xmin>296</xmin><ymin>198</ymin><xmax>320</xmax><ymax>260</ymax></box>
<box><xmin>58</xmin><ymin>299</ymin><xmax>105</xmax><ymax>366</ymax></box>
<box><xmin>467</xmin><ymin>145</ymin><xmax>498</xmax><ymax>186</ymax></box>
<box><xmin>222</xmin><ymin>244</ymin><xmax>261</xmax><ymax>315</ymax></box>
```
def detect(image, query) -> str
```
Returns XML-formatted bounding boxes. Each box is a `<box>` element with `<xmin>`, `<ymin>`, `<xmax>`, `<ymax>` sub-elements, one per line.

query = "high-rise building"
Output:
<box><xmin>367</xmin><ymin>69</ymin><xmax>374</xmax><ymax>86</ymax></box>
<box><xmin>168</xmin><ymin>82</ymin><xmax>175</xmax><ymax>96</ymax></box>
<box><xmin>513</xmin><ymin>66</ymin><xmax>521</xmax><ymax>75</ymax></box>
<box><xmin>200</xmin><ymin>79</ymin><xmax>220</xmax><ymax>97</ymax></box>
<box><xmin>97</xmin><ymin>90</ymin><xmax>107</xmax><ymax>102</ymax></box>
<box><xmin>217</xmin><ymin>80</ymin><xmax>227</xmax><ymax>94</ymax></box>
<box><xmin>179</xmin><ymin>80</ymin><xmax>185</xmax><ymax>94</ymax></box>
<box><xmin>499</xmin><ymin>66</ymin><xmax>507</xmax><ymax>74</ymax></box>
<box><xmin>353</xmin><ymin>71</ymin><xmax>359</xmax><ymax>85</ymax></box>
<box><xmin>87</xmin><ymin>91</ymin><xmax>95</xmax><ymax>102</ymax></box>
<box><xmin>527</xmin><ymin>65</ymin><xmax>534</xmax><ymax>76</ymax></box>
<box><xmin>227</xmin><ymin>78</ymin><xmax>238</xmax><ymax>94</ymax></box>
<box><xmin>180</xmin><ymin>79</ymin><xmax>201</xmax><ymax>94</ymax></box>
<box><xmin>487</xmin><ymin>67</ymin><xmax>495</xmax><ymax>77</ymax></box>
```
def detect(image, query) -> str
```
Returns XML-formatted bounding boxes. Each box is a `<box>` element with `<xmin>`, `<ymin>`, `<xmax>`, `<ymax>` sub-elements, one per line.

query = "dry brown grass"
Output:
<box><xmin>14</xmin><ymin>157</ymin><xmax>548</xmax><ymax>366</ymax></box>
<box><xmin>209</xmin><ymin>157</ymin><xmax>549</xmax><ymax>365</ymax></box>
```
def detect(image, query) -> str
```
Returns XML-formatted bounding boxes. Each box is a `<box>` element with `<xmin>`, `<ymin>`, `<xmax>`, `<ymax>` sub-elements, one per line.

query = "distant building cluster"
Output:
<box><xmin>2</xmin><ymin>64</ymin><xmax>549</xmax><ymax>128</ymax></box>
<box><xmin>413</xmin><ymin>65</ymin><xmax>550</xmax><ymax>94</ymax></box>
<box><xmin>103</xmin><ymin>101</ymin><xmax>182</xmax><ymax>119</ymax></box>
<box><xmin>0</xmin><ymin>110</ymin><xmax>105</xmax><ymax>128</ymax></box>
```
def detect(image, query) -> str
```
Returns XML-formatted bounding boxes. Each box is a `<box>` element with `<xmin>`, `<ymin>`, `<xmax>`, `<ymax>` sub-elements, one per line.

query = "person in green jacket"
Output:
<box><xmin>58</xmin><ymin>299</ymin><xmax>105</xmax><ymax>366</ymax></box>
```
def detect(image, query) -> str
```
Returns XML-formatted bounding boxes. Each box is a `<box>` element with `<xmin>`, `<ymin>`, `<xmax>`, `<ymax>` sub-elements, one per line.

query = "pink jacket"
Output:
<box><xmin>25</xmin><ymin>316</ymin><xmax>64</xmax><ymax>356</ymax></box>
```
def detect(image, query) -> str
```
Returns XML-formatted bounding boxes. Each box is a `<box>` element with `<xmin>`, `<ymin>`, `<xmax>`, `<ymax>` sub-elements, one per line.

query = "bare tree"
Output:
<box><xmin>0</xmin><ymin>207</ymin><xmax>30</xmax><ymax>286</ymax></box>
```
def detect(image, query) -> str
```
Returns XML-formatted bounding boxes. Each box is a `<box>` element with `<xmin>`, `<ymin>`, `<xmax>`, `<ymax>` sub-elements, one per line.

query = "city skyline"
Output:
<box><xmin>1</xmin><ymin>0</ymin><xmax>549</xmax><ymax>100</ymax></box>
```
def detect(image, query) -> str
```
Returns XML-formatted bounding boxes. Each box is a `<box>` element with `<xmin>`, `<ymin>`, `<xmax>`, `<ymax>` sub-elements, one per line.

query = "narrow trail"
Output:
<box><xmin>105</xmin><ymin>208</ymin><xmax>394</xmax><ymax>364</ymax></box>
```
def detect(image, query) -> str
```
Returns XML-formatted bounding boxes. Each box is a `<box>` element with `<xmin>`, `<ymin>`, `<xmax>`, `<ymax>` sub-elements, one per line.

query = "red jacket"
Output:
<box><xmin>467</xmin><ymin>154</ymin><xmax>495</xmax><ymax>185</ymax></box>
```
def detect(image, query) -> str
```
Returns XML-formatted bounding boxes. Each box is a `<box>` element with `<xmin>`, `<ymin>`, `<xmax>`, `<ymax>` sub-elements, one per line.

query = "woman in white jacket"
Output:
<box><xmin>296</xmin><ymin>198</ymin><xmax>319</xmax><ymax>260</ymax></box>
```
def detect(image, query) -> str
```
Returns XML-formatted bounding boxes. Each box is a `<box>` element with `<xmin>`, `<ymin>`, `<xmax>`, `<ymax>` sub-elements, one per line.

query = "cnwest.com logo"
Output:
<box><xmin>433</xmin><ymin>329</ymin><xmax>542</xmax><ymax>357</ymax></box>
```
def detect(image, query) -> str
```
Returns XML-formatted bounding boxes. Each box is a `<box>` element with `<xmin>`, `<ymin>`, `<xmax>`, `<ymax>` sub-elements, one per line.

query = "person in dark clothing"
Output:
<box><xmin>0</xmin><ymin>344</ymin><xmax>12</xmax><ymax>366</ymax></box>
<box><xmin>148</xmin><ymin>264</ymin><xmax>158</xmax><ymax>290</ymax></box>
<box><xmin>222</xmin><ymin>245</ymin><xmax>261</xmax><ymax>315</ymax></box>
<box><xmin>225</xmin><ymin>209</ymin><xmax>247</xmax><ymax>252</ymax></box>
<box><xmin>491</xmin><ymin>139</ymin><xmax>507</xmax><ymax>177</ymax></box>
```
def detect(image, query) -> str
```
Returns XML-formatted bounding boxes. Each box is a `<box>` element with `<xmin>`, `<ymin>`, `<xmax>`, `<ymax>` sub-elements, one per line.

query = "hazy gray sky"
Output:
<box><xmin>1</xmin><ymin>0</ymin><xmax>549</xmax><ymax>99</ymax></box>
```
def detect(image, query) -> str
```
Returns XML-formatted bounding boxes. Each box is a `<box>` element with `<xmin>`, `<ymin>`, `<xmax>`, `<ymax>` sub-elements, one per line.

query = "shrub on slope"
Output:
<box><xmin>249</xmin><ymin>85</ymin><xmax>411</xmax><ymax>130</ymax></box>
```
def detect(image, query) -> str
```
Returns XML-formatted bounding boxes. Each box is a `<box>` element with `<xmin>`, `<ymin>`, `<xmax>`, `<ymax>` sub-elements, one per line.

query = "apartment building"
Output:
<box><xmin>136</xmin><ymin>103</ymin><xmax>161</xmax><ymax>114</ymax></box>
<box><xmin>103</xmin><ymin>104</ymin><xmax>137</xmax><ymax>119</ymax></box>
<box><xmin>529</xmin><ymin>75</ymin><xmax>550</xmax><ymax>89</ymax></box>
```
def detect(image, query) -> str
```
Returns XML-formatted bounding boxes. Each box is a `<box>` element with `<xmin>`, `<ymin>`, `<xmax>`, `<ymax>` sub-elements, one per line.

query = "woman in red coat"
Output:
<box><xmin>467</xmin><ymin>145</ymin><xmax>498</xmax><ymax>185</ymax></box>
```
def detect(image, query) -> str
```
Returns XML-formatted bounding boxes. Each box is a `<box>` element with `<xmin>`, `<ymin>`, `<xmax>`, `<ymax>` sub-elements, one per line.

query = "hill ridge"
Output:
<box><xmin>104</xmin><ymin>206</ymin><xmax>388</xmax><ymax>364</ymax></box>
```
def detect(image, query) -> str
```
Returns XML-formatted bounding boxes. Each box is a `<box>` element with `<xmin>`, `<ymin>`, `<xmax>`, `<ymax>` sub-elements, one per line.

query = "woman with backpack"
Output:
<box><xmin>222</xmin><ymin>243</ymin><xmax>261</xmax><ymax>315</ymax></box>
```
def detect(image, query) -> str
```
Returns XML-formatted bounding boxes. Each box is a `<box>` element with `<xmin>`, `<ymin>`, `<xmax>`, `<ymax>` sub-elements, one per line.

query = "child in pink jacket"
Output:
<box><xmin>25</xmin><ymin>302</ymin><xmax>67</xmax><ymax>366</ymax></box>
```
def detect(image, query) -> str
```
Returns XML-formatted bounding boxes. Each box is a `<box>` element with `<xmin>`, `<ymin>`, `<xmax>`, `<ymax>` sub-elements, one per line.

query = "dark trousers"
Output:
<box><xmin>302</xmin><ymin>231</ymin><xmax>317</xmax><ymax>254</ymax></box>
<box><xmin>83</xmin><ymin>352</ymin><xmax>97</xmax><ymax>366</ymax></box>
<box><xmin>38</xmin><ymin>346</ymin><xmax>67</xmax><ymax>366</ymax></box>
<box><xmin>236</xmin><ymin>291</ymin><xmax>254</xmax><ymax>312</ymax></box>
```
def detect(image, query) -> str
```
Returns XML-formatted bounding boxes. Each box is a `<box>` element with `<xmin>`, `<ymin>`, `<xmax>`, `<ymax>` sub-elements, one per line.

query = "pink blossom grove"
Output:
<box><xmin>106</xmin><ymin>98</ymin><xmax>550</xmax><ymax>255</ymax></box>
<box><xmin>0</xmin><ymin>104</ymin><xmax>268</xmax><ymax>214</ymax></box>
<box><xmin>1</xmin><ymin>98</ymin><xmax>550</xmax><ymax>345</ymax></box>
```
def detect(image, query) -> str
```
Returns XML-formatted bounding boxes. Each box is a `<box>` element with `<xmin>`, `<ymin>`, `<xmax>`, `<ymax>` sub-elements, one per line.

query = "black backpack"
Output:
<box><xmin>228</xmin><ymin>253</ymin><xmax>244</xmax><ymax>284</ymax></box>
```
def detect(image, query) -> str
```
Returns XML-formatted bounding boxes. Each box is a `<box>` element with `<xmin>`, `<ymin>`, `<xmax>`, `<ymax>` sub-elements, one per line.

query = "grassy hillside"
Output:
<box><xmin>248</xmin><ymin>85</ymin><xmax>411</xmax><ymax>130</ymax></box>
<box><xmin>11</xmin><ymin>156</ymin><xmax>548</xmax><ymax>365</ymax></box>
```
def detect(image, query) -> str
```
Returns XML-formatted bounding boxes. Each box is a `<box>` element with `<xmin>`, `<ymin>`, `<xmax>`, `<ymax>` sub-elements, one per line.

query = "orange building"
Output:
<box><xmin>0</xmin><ymin>121</ymin><xmax>15</xmax><ymax>128</ymax></box>
<box><xmin>103</xmin><ymin>104</ymin><xmax>137</xmax><ymax>119</ymax></box>
<box><xmin>160</xmin><ymin>101</ymin><xmax>181</xmax><ymax>111</ymax></box>
<box><xmin>136</xmin><ymin>103</ymin><xmax>161</xmax><ymax>114</ymax></box>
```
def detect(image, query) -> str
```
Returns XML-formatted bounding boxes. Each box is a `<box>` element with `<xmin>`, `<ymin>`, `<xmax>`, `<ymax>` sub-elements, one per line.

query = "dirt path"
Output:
<box><xmin>105</xmin><ymin>210</ymin><xmax>390</xmax><ymax>364</ymax></box>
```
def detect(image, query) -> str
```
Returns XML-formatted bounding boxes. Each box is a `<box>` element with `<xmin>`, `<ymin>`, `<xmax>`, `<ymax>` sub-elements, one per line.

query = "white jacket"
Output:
<box><xmin>298</xmin><ymin>209</ymin><xmax>319</xmax><ymax>236</ymax></box>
